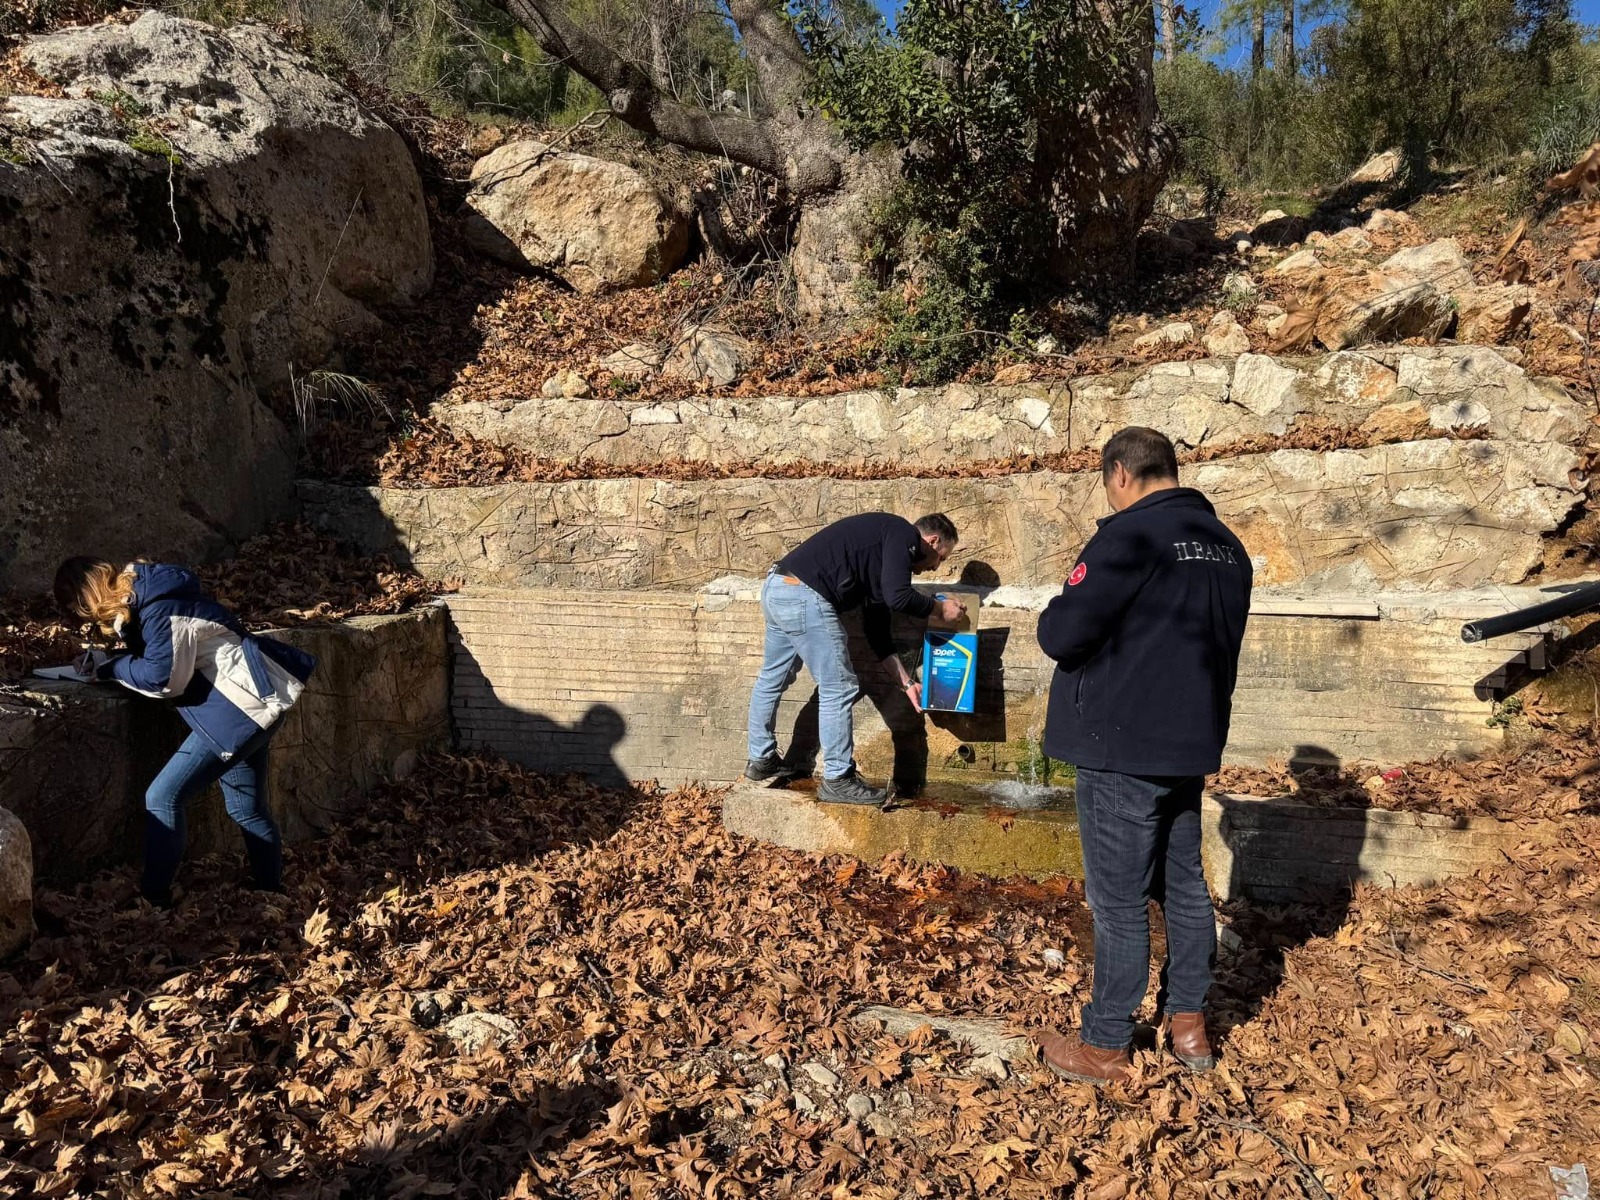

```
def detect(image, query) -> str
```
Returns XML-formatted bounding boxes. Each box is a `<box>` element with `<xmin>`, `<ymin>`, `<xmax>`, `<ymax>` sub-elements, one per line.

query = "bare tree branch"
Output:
<box><xmin>494</xmin><ymin>0</ymin><xmax>784</xmax><ymax>175</ymax></box>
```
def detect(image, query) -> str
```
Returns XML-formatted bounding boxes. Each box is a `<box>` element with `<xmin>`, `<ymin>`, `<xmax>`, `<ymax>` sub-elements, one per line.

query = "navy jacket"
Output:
<box><xmin>1037</xmin><ymin>488</ymin><xmax>1252</xmax><ymax>776</ymax></box>
<box><xmin>98</xmin><ymin>564</ymin><xmax>317</xmax><ymax>760</ymax></box>
<box><xmin>777</xmin><ymin>513</ymin><xmax>936</xmax><ymax>659</ymax></box>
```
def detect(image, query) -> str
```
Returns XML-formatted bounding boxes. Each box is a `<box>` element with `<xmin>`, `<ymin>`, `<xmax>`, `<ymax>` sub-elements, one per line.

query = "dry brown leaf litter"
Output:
<box><xmin>327</xmin><ymin>416</ymin><xmax>1434</xmax><ymax>491</ymax></box>
<box><xmin>1</xmin><ymin>752</ymin><xmax>1596</xmax><ymax>1199</ymax></box>
<box><xmin>1212</xmin><ymin>728</ymin><xmax>1600</xmax><ymax>821</ymax></box>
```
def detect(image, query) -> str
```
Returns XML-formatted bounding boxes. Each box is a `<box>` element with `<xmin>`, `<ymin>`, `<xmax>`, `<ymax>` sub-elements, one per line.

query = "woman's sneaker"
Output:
<box><xmin>818</xmin><ymin>770</ymin><xmax>888</xmax><ymax>806</ymax></box>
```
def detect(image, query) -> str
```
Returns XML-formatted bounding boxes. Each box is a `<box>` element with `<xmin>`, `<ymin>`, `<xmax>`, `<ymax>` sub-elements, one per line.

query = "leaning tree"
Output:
<box><xmin>489</xmin><ymin>0</ymin><xmax>1175</xmax><ymax>317</ymax></box>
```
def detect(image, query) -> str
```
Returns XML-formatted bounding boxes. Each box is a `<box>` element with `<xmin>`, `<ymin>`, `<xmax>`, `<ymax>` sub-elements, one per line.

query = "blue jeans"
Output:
<box><xmin>746</xmin><ymin>573</ymin><xmax>860</xmax><ymax>779</ymax></box>
<box><xmin>1075</xmin><ymin>768</ymin><xmax>1216</xmax><ymax>1050</ymax></box>
<box><xmin>143</xmin><ymin>723</ymin><xmax>282</xmax><ymax>898</ymax></box>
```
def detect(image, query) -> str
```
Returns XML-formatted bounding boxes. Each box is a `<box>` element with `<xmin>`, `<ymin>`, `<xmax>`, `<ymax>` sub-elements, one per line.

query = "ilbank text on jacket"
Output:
<box><xmin>1037</xmin><ymin>488</ymin><xmax>1252</xmax><ymax>776</ymax></box>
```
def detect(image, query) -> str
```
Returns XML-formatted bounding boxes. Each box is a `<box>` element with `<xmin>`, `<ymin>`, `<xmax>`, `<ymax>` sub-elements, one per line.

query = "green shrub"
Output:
<box><xmin>803</xmin><ymin>0</ymin><xmax>1138</xmax><ymax>379</ymax></box>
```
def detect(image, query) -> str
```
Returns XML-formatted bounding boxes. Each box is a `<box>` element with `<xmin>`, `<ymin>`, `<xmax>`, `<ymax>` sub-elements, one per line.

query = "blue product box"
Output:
<box><xmin>923</xmin><ymin>627</ymin><xmax>977</xmax><ymax>713</ymax></box>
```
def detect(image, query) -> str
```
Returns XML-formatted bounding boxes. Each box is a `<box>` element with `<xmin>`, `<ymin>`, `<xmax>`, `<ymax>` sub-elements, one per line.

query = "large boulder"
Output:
<box><xmin>463</xmin><ymin>140</ymin><xmax>688</xmax><ymax>293</ymax></box>
<box><xmin>0</xmin><ymin>806</ymin><xmax>31</xmax><ymax>959</ymax></box>
<box><xmin>0</xmin><ymin>13</ymin><xmax>432</xmax><ymax>592</ymax></box>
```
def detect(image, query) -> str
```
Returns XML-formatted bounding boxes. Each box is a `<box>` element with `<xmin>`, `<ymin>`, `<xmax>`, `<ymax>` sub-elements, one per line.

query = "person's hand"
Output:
<box><xmin>74</xmin><ymin>649</ymin><xmax>109</xmax><ymax>681</ymax></box>
<box><xmin>903</xmin><ymin>680</ymin><xmax>923</xmax><ymax>712</ymax></box>
<box><xmin>937</xmin><ymin>596</ymin><xmax>966</xmax><ymax>624</ymax></box>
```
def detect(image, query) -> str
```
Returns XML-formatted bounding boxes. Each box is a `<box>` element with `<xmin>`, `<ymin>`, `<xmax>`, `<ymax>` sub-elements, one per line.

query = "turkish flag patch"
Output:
<box><xmin>1068</xmin><ymin>563</ymin><xmax>1087</xmax><ymax>587</ymax></box>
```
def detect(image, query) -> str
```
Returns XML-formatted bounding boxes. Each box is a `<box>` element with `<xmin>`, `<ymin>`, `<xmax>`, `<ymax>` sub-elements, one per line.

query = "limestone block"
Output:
<box><xmin>463</xmin><ymin>141</ymin><xmax>687</xmax><ymax>292</ymax></box>
<box><xmin>0</xmin><ymin>807</ymin><xmax>34</xmax><ymax>959</ymax></box>
<box><xmin>1364</xmin><ymin>208</ymin><xmax>1415</xmax><ymax>234</ymax></box>
<box><xmin>1380</xmin><ymin>239</ymin><xmax>1475</xmax><ymax>293</ymax></box>
<box><xmin>1346</xmin><ymin>150</ymin><xmax>1401</xmax><ymax>185</ymax></box>
<box><xmin>3</xmin><ymin>13</ymin><xmax>431</xmax><ymax>590</ymax></box>
<box><xmin>1133</xmin><ymin>321</ymin><xmax>1196</xmax><ymax>351</ymax></box>
<box><xmin>1315</xmin><ymin>271</ymin><xmax>1454</xmax><ymax>350</ymax></box>
<box><xmin>663</xmin><ymin>326</ymin><xmax>750</xmax><ymax>387</ymax></box>
<box><xmin>1201</xmin><ymin>793</ymin><xmax>1557</xmax><ymax>902</ymax></box>
<box><xmin>1203</xmin><ymin>312</ymin><xmax>1251</xmax><ymax>357</ymax></box>
<box><xmin>1274</xmin><ymin>249</ymin><xmax>1324</xmax><ymax>278</ymax></box>
<box><xmin>1455</xmin><ymin>284</ymin><xmax>1535</xmax><ymax>344</ymax></box>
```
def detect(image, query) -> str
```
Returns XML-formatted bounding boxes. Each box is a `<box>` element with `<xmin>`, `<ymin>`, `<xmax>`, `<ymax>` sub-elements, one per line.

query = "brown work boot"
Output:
<box><xmin>1035</xmin><ymin>1029</ymin><xmax>1132</xmax><ymax>1086</ymax></box>
<box><xmin>1165</xmin><ymin>1012</ymin><xmax>1216</xmax><ymax>1072</ymax></box>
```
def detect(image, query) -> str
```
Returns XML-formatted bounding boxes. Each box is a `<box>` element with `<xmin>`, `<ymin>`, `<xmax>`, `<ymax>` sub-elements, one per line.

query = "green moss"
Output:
<box><xmin>126</xmin><ymin>127</ymin><xmax>181</xmax><ymax>166</ymax></box>
<box><xmin>89</xmin><ymin>88</ymin><xmax>149</xmax><ymax>119</ymax></box>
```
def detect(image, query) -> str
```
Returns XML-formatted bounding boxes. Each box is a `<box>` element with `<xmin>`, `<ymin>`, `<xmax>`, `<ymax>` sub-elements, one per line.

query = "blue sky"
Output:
<box><xmin>868</xmin><ymin>0</ymin><xmax>1600</xmax><ymax>65</ymax></box>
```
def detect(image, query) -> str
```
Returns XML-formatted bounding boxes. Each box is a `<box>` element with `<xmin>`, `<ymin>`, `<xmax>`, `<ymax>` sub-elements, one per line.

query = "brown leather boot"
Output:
<box><xmin>1035</xmin><ymin>1029</ymin><xmax>1132</xmax><ymax>1085</ymax></box>
<box><xmin>1165</xmin><ymin>1012</ymin><xmax>1216</xmax><ymax>1072</ymax></box>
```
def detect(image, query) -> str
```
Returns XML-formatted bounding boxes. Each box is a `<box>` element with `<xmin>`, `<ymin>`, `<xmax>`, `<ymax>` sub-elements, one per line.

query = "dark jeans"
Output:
<box><xmin>143</xmin><ymin>723</ymin><xmax>281</xmax><ymax>899</ymax></box>
<box><xmin>1075</xmin><ymin>767</ymin><xmax>1216</xmax><ymax>1050</ymax></box>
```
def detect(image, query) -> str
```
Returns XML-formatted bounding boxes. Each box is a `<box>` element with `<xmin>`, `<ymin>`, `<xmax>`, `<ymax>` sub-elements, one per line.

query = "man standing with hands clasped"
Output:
<box><xmin>746</xmin><ymin>512</ymin><xmax>964</xmax><ymax>805</ymax></box>
<box><xmin>1034</xmin><ymin>427</ymin><xmax>1252</xmax><ymax>1084</ymax></box>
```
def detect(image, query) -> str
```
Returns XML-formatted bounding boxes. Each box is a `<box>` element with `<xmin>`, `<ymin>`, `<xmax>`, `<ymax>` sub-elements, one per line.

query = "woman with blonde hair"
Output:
<box><xmin>54</xmin><ymin>557</ymin><xmax>316</xmax><ymax>907</ymax></box>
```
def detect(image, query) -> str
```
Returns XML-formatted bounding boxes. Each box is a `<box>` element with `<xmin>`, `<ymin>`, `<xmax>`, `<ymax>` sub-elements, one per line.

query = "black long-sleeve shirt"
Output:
<box><xmin>776</xmin><ymin>513</ymin><xmax>936</xmax><ymax>658</ymax></box>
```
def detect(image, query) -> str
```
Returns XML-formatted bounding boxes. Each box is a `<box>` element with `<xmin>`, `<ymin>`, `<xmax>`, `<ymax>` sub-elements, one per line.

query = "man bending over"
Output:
<box><xmin>746</xmin><ymin>512</ymin><xmax>964</xmax><ymax>805</ymax></box>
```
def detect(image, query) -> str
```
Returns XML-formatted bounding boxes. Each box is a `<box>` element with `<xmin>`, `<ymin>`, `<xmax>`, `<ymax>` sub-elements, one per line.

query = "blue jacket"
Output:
<box><xmin>99</xmin><ymin>563</ymin><xmax>317</xmax><ymax>760</ymax></box>
<box><xmin>1037</xmin><ymin>488</ymin><xmax>1252</xmax><ymax>776</ymax></box>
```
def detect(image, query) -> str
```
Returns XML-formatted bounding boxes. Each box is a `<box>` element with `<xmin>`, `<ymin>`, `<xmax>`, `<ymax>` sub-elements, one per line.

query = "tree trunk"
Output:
<box><xmin>647</xmin><ymin>0</ymin><xmax>671</xmax><ymax>92</ymax></box>
<box><xmin>1159</xmin><ymin>0</ymin><xmax>1176</xmax><ymax>65</ymax></box>
<box><xmin>1279</xmin><ymin>2</ymin><xmax>1295</xmax><ymax>75</ymax></box>
<box><xmin>1251</xmin><ymin>5</ymin><xmax>1265</xmax><ymax>77</ymax></box>
<box><xmin>1035</xmin><ymin>2</ymin><xmax>1176</xmax><ymax>289</ymax></box>
<box><xmin>489</xmin><ymin>0</ymin><xmax>1173</xmax><ymax>314</ymax></box>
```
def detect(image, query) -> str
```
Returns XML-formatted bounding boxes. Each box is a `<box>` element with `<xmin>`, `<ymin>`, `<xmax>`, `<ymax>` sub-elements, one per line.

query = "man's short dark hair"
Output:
<box><xmin>915</xmin><ymin>513</ymin><xmax>959</xmax><ymax>549</ymax></box>
<box><xmin>1102</xmin><ymin>426</ymin><xmax>1179</xmax><ymax>483</ymax></box>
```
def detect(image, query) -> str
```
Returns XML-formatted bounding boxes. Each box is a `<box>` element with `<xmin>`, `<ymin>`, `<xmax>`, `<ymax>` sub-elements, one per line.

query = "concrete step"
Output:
<box><xmin>304</xmin><ymin>436</ymin><xmax>1582</xmax><ymax>594</ymax></box>
<box><xmin>718</xmin><ymin>779</ymin><xmax>1558</xmax><ymax>900</ymax></box>
<box><xmin>433</xmin><ymin>346</ymin><xmax>1587</xmax><ymax>468</ymax></box>
<box><xmin>443</xmin><ymin>582</ymin><xmax>1583</xmax><ymax>791</ymax></box>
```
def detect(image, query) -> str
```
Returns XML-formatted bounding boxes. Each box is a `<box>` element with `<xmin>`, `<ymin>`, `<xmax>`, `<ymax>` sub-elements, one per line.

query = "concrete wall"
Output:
<box><xmin>434</xmin><ymin>346</ymin><xmax>1587</xmax><ymax>467</ymax></box>
<box><xmin>445</xmin><ymin>585</ymin><xmax>1564</xmax><ymax>789</ymax></box>
<box><xmin>1199</xmin><ymin>792</ymin><xmax>1556</xmax><ymax>902</ymax></box>
<box><xmin>303</xmin><ymin>436</ymin><xmax>1582</xmax><ymax>594</ymax></box>
<box><xmin>0</xmin><ymin>607</ymin><xmax>449</xmax><ymax>884</ymax></box>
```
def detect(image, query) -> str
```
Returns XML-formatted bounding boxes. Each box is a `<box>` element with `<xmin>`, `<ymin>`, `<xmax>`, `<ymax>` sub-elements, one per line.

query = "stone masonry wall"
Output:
<box><xmin>304</xmin><ymin>437</ymin><xmax>1582</xmax><ymax>593</ymax></box>
<box><xmin>433</xmin><ymin>347</ymin><xmax>1587</xmax><ymax>467</ymax></box>
<box><xmin>0</xmin><ymin>607</ymin><xmax>449</xmax><ymax>885</ymax></box>
<box><xmin>446</xmin><ymin>586</ymin><xmax>1560</xmax><ymax>789</ymax></box>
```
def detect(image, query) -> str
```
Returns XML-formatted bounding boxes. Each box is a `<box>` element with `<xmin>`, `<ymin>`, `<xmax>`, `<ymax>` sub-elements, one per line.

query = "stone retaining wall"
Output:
<box><xmin>446</xmin><ymin>585</ymin><xmax>1566</xmax><ymax>789</ymax></box>
<box><xmin>304</xmin><ymin>437</ymin><xmax>1582</xmax><ymax>593</ymax></box>
<box><xmin>434</xmin><ymin>347</ymin><xmax>1587</xmax><ymax>468</ymax></box>
<box><xmin>0</xmin><ymin>607</ymin><xmax>449</xmax><ymax>884</ymax></box>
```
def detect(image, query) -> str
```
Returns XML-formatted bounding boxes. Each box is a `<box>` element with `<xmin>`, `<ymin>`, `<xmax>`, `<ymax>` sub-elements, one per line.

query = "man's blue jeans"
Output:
<box><xmin>747</xmin><ymin>573</ymin><xmax>860</xmax><ymax>780</ymax></box>
<box><xmin>143</xmin><ymin>722</ymin><xmax>282</xmax><ymax>898</ymax></box>
<box><xmin>1075</xmin><ymin>768</ymin><xmax>1216</xmax><ymax>1050</ymax></box>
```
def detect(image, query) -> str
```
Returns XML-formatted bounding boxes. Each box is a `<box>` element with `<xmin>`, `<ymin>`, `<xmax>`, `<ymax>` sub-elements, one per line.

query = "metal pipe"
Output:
<box><xmin>1460</xmin><ymin>580</ymin><xmax>1600</xmax><ymax>643</ymax></box>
